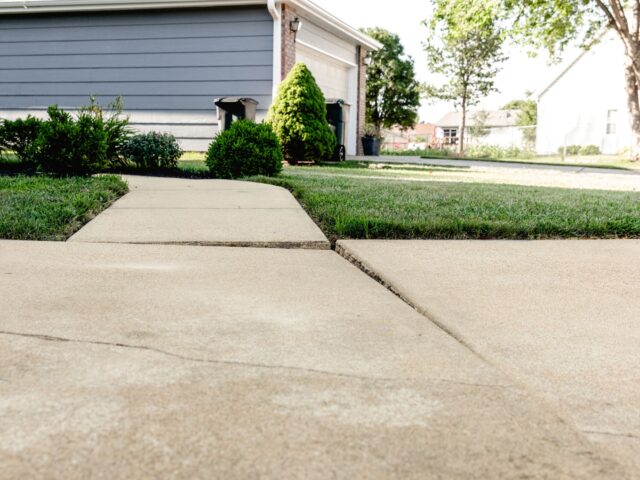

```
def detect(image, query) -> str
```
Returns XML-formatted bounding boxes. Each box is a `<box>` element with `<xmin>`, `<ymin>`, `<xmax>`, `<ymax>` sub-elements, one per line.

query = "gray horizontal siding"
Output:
<box><xmin>1</xmin><ymin>51</ymin><xmax>272</xmax><ymax>69</ymax></box>
<box><xmin>0</xmin><ymin>7</ymin><xmax>274</xmax><ymax>151</ymax></box>
<box><xmin>0</xmin><ymin>95</ymin><xmax>273</xmax><ymax>110</ymax></box>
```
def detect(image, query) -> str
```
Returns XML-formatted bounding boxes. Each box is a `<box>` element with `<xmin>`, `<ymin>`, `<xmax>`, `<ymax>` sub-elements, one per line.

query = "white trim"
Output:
<box><xmin>296</xmin><ymin>40</ymin><xmax>357</xmax><ymax>68</ymax></box>
<box><xmin>0</xmin><ymin>0</ymin><xmax>266</xmax><ymax>13</ymax></box>
<box><xmin>285</xmin><ymin>0</ymin><xmax>381</xmax><ymax>50</ymax></box>
<box><xmin>0</xmin><ymin>0</ymin><xmax>381</xmax><ymax>51</ymax></box>
<box><xmin>267</xmin><ymin>0</ymin><xmax>281</xmax><ymax>100</ymax></box>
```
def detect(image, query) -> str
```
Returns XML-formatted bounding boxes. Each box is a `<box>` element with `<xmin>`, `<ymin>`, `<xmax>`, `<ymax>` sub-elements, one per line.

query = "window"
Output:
<box><xmin>606</xmin><ymin>109</ymin><xmax>618</xmax><ymax>134</ymax></box>
<box><xmin>442</xmin><ymin>128</ymin><xmax>459</xmax><ymax>145</ymax></box>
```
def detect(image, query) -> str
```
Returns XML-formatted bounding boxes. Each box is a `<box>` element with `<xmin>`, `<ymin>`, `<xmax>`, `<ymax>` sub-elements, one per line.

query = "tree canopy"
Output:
<box><xmin>425</xmin><ymin>0</ymin><xmax>506</xmax><ymax>152</ymax></box>
<box><xmin>361</xmin><ymin>27</ymin><xmax>421</xmax><ymax>135</ymax></box>
<box><xmin>503</xmin><ymin>0</ymin><xmax>640</xmax><ymax>157</ymax></box>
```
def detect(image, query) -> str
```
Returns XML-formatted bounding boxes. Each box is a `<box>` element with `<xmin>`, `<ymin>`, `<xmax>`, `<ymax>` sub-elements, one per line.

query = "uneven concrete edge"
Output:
<box><xmin>67</xmin><ymin>240</ymin><xmax>331</xmax><ymax>250</ymax></box>
<box><xmin>334</xmin><ymin>241</ymin><xmax>637</xmax><ymax>473</ymax></box>
<box><xmin>335</xmin><ymin>241</ymin><xmax>487</xmax><ymax>361</ymax></box>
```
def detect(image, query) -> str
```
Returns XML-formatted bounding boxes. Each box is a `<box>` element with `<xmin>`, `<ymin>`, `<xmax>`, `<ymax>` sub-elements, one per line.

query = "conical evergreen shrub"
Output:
<box><xmin>267</xmin><ymin>63</ymin><xmax>336</xmax><ymax>164</ymax></box>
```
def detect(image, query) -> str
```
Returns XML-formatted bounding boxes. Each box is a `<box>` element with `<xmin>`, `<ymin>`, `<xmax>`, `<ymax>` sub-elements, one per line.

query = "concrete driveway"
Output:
<box><xmin>0</xmin><ymin>240</ymin><xmax>633</xmax><ymax>479</ymax></box>
<box><xmin>338</xmin><ymin>239</ymin><xmax>640</xmax><ymax>474</ymax></box>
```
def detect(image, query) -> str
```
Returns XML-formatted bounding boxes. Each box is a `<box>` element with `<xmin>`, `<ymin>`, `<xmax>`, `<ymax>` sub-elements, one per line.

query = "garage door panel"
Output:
<box><xmin>296</xmin><ymin>46</ymin><xmax>350</xmax><ymax>101</ymax></box>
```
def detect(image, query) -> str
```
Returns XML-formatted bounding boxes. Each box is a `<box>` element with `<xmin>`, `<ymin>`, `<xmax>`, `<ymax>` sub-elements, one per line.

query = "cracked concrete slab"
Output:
<box><xmin>0</xmin><ymin>240</ymin><xmax>633</xmax><ymax>478</ymax></box>
<box><xmin>337</xmin><ymin>239</ymin><xmax>640</xmax><ymax>474</ymax></box>
<box><xmin>68</xmin><ymin>175</ymin><xmax>329</xmax><ymax>249</ymax></box>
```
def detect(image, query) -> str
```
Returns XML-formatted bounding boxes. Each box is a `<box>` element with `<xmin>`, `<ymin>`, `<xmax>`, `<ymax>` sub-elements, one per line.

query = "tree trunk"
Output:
<box><xmin>624</xmin><ymin>57</ymin><xmax>640</xmax><ymax>161</ymax></box>
<box><xmin>459</xmin><ymin>99</ymin><xmax>467</xmax><ymax>154</ymax></box>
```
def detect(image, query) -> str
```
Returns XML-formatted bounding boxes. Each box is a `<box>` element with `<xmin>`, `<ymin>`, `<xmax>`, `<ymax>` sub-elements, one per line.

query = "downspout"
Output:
<box><xmin>267</xmin><ymin>0</ymin><xmax>282</xmax><ymax>100</ymax></box>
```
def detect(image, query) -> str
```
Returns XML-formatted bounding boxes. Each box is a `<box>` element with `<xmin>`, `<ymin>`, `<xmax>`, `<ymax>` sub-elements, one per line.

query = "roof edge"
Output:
<box><xmin>0</xmin><ymin>0</ymin><xmax>381</xmax><ymax>50</ymax></box>
<box><xmin>286</xmin><ymin>0</ymin><xmax>381</xmax><ymax>50</ymax></box>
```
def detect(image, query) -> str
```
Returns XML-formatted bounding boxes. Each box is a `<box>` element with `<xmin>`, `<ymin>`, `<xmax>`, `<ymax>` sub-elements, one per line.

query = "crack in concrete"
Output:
<box><xmin>0</xmin><ymin>330</ymin><xmax>510</xmax><ymax>390</ymax></box>
<box><xmin>582</xmin><ymin>430</ymin><xmax>640</xmax><ymax>441</ymax></box>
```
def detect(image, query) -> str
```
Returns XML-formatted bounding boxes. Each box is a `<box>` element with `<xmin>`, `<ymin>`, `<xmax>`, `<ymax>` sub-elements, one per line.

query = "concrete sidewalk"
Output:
<box><xmin>69</xmin><ymin>175</ymin><xmax>329</xmax><ymax>249</ymax></box>
<box><xmin>350</xmin><ymin>154</ymin><xmax>640</xmax><ymax>175</ymax></box>
<box><xmin>0</xmin><ymin>241</ymin><xmax>631</xmax><ymax>479</ymax></box>
<box><xmin>337</xmin><ymin>239</ymin><xmax>640</xmax><ymax>474</ymax></box>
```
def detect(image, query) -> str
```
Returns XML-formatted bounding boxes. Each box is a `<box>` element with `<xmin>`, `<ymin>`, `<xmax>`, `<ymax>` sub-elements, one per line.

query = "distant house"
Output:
<box><xmin>537</xmin><ymin>31</ymin><xmax>631</xmax><ymax>155</ymax></box>
<box><xmin>382</xmin><ymin>123</ymin><xmax>436</xmax><ymax>151</ymax></box>
<box><xmin>0</xmin><ymin>0</ymin><xmax>380</xmax><ymax>153</ymax></box>
<box><xmin>435</xmin><ymin>110</ymin><xmax>524</xmax><ymax>149</ymax></box>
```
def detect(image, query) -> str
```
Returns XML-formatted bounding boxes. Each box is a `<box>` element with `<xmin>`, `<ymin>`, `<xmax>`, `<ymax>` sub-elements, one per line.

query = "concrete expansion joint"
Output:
<box><xmin>0</xmin><ymin>329</ymin><xmax>511</xmax><ymax>390</ymax></box>
<box><xmin>334</xmin><ymin>243</ymin><xmax>490</xmax><ymax>363</ymax></box>
<box><xmin>582</xmin><ymin>430</ymin><xmax>640</xmax><ymax>441</ymax></box>
<box><xmin>69</xmin><ymin>240</ymin><xmax>331</xmax><ymax>250</ymax></box>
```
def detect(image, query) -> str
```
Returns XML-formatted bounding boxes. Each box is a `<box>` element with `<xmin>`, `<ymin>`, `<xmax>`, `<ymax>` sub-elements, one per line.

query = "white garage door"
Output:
<box><xmin>296</xmin><ymin>43</ymin><xmax>357</xmax><ymax>154</ymax></box>
<box><xmin>296</xmin><ymin>44</ymin><xmax>350</xmax><ymax>101</ymax></box>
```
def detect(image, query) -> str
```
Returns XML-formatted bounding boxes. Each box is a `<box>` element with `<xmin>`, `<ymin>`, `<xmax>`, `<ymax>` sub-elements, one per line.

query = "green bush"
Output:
<box><xmin>466</xmin><ymin>144</ymin><xmax>535</xmax><ymax>159</ymax></box>
<box><xmin>34</xmin><ymin>105</ymin><xmax>109</xmax><ymax>175</ymax></box>
<box><xmin>124</xmin><ymin>131</ymin><xmax>183</xmax><ymax>169</ymax></box>
<box><xmin>206</xmin><ymin>120</ymin><xmax>282</xmax><ymax>179</ymax></box>
<box><xmin>0</xmin><ymin>98</ymin><xmax>131</xmax><ymax>175</ymax></box>
<box><xmin>267</xmin><ymin>63</ymin><xmax>336</xmax><ymax>164</ymax></box>
<box><xmin>100</xmin><ymin>97</ymin><xmax>133</xmax><ymax>166</ymax></box>
<box><xmin>559</xmin><ymin>145</ymin><xmax>581</xmax><ymax>156</ymax></box>
<box><xmin>579</xmin><ymin>144</ymin><xmax>601</xmax><ymax>156</ymax></box>
<box><xmin>0</xmin><ymin>116</ymin><xmax>42</xmax><ymax>164</ymax></box>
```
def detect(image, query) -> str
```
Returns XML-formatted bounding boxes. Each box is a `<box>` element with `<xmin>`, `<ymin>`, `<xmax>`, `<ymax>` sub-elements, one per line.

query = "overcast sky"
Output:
<box><xmin>316</xmin><ymin>0</ymin><xmax>570</xmax><ymax>124</ymax></box>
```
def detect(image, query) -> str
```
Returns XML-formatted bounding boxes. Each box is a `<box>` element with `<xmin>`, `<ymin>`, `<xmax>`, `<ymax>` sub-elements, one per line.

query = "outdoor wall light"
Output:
<box><xmin>363</xmin><ymin>54</ymin><xmax>372</xmax><ymax>66</ymax></box>
<box><xmin>290</xmin><ymin>17</ymin><xmax>302</xmax><ymax>33</ymax></box>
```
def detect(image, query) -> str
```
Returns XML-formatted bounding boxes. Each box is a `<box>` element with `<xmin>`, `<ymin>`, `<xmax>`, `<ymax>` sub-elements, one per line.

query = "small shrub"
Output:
<box><xmin>124</xmin><ymin>131</ymin><xmax>183</xmax><ymax>170</ymax></box>
<box><xmin>1</xmin><ymin>98</ymin><xmax>131</xmax><ymax>175</ymax></box>
<box><xmin>206</xmin><ymin>120</ymin><xmax>282</xmax><ymax>179</ymax></box>
<box><xmin>0</xmin><ymin>116</ymin><xmax>42</xmax><ymax>163</ymax></box>
<box><xmin>34</xmin><ymin>105</ymin><xmax>109</xmax><ymax>175</ymax></box>
<box><xmin>579</xmin><ymin>144</ymin><xmax>601</xmax><ymax>156</ymax></box>
<box><xmin>559</xmin><ymin>145</ymin><xmax>581</xmax><ymax>156</ymax></box>
<box><xmin>466</xmin><ymin>144</ymin><xmax>535</xmax><ymax>160</ymax></box>
<box><xmin>267</xmin><ymin>63</ymin><xmax>336</xmax><ymax>164</ymax></box>
<box><xmin>99</xmin><ymin>96</ymin><xmax>133</xmax><ymax>166</ymax></box>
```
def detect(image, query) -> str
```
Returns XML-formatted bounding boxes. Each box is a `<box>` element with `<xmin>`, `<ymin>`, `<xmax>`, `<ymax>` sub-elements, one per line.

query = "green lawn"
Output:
<box><xmin>0</xmin><ymin>175</ymin><xmax>128</xmax><ymax>240</ymax></box>
<box><xmin>248</xmin><ymin>167</ymin><xmax>640</xmax><ymax>240</ymax></box>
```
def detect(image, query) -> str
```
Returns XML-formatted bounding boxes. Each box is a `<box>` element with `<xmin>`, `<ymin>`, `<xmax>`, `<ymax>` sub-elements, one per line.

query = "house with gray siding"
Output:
<box><xmin>0</xmin><ymin>0</ymin><xmax>380</xmax><ymax>152</ymax></box>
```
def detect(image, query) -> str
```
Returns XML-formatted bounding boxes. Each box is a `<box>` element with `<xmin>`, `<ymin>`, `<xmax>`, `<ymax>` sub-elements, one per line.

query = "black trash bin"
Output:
<box><xmin>325</xmin><ymin>99</ymin><xmax>350</xmax><ymax>161</ymax></box>
<box><xmin>214</xmin><ymin>97</ymin><xmax>259</xmax><ymax>132</ymax></box>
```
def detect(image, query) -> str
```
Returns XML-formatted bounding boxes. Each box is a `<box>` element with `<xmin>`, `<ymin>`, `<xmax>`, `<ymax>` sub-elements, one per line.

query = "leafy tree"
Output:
<box><xmin>361</xmin><ymin>28</ymin><xmax>421</xmax><ymax>136</ymax></box>
<box><xmin>502</xmin><ymin>94</ymin><xmax>537</xmax><ymax>147</ymax></box>
<box><xmin>503</xmin><ymin>0</ymin><xmax>640</xmax><ymax>159</ymax></box>
<box><xmin>267</xmin><ymin>63</ymin><xmax>335</xmax><ymax>164</ymax></box>
<box><xmin>425</xmin><ymin>0</ymin><xmax>506</xmax><ymax>153</ymax></box>
<box><xmin>467</xmin><ymin>110</ymin><xmax>491</xmax><ymax>139</ymax></box>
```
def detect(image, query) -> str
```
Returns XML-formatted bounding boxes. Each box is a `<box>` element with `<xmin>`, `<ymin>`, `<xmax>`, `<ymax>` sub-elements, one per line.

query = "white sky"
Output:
<box><xmin>317</xmin><ymin>0</ymin><xmax>571</xmax><ymax>124</ymax></box>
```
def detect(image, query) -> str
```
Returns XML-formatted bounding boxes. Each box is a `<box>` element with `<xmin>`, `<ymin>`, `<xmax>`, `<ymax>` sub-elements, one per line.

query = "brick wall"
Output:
<box><xmin>356</xmin><ymin>46</ymin><xmax>368</xmax><ymax>156</ymax></box>
<box><xmin>280</xmin><ymin>4</ymin><xmax>297</xmax><ymax>80</ymax></box>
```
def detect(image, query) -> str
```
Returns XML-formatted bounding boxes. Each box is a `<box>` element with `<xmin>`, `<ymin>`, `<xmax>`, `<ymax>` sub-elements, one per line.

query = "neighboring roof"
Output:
<box><xmin>0</xmin><ymin>0</ymin><xmax>382</xmax><ymax>50</ymax></box>
<box><xmin>437</xmin><ymin>110</ymin><xmax>520</xmax><ymax>128</ymax></box>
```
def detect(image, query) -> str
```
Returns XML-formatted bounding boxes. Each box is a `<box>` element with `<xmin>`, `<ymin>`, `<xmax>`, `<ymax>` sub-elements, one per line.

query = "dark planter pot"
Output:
<box><xmin>361</xmin><ymin>136</ymin><xmax>381</xmax><ymax>156</ymax></box>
